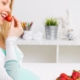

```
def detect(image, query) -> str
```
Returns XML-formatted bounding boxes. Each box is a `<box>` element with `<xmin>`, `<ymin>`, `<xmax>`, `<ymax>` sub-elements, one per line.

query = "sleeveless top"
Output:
<box><xmin>0</xmin><ymin>48</ymin><xmax>40</xmax><ymax>80</ymax></box>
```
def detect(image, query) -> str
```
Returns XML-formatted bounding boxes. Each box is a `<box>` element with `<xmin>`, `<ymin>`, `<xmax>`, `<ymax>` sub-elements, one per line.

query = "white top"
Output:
<box><xmin>0</xmin><ymin>36</ymin><xmax>23</xmax><ymax>80</ymax></box>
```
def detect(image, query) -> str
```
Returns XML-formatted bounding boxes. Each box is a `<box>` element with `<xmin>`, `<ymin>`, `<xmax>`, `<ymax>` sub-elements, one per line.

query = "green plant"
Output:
<box><xmin>45</xmin><ymin>18</ymin><xmax>58</xmax><ymax>26</ymax></box>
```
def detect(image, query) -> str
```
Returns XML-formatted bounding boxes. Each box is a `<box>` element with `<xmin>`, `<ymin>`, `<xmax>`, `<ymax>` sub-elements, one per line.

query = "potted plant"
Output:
<box><xmin>44</xmin><ymin>18</ymin><xmax>59</xmax><ymax>40</ymax></box>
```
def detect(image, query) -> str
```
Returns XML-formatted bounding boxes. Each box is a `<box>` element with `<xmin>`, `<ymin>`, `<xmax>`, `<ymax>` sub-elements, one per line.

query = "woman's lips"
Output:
<box><xmin>0</xmin><ymin>13</ymin><xmax>7</xmax><ymax>21</ymax></box>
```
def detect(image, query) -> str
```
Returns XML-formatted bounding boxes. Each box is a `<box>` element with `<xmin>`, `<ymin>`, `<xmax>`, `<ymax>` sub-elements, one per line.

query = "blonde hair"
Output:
<box><xmin>0</xmin><ymin>0</ymin><xmax>14</xmax><ymax>46</ymax></box>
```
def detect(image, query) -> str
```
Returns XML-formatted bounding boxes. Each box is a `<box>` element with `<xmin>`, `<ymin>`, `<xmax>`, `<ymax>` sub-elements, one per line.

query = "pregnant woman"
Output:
<box><xmin>0</xmin><ymin>0</ymin><xmax>40</xmax><ymax>80</ymax></box>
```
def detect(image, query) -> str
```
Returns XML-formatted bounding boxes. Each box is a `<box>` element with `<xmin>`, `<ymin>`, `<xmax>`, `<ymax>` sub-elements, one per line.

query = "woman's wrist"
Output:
<box><xmin>5</xmin><ymin>36</ymin><xmax>18</xmax><ymax>45</ymax></box>
<box><xmin>6</xmin><ymin>36</ymin><xmax>18</xmax><ymax>41</ymax></box>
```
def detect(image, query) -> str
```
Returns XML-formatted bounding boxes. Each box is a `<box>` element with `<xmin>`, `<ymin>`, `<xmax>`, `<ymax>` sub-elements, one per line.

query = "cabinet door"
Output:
<box><xmin>59</xmin><ymin>46</ymin><xmax>80</xmax><ymax>63</ymax></box>
<box><xmin>18</xmin><ymin>45</ymin><xmax>57</xmax><ymax>63</ymax></box>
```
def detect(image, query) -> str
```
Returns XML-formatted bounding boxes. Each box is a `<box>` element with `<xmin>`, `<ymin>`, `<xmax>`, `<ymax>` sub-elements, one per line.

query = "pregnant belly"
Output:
<box><xmin>19</xmin><ymin>68</ymin><xmax>40</xmax><ymax>80</ymax></box>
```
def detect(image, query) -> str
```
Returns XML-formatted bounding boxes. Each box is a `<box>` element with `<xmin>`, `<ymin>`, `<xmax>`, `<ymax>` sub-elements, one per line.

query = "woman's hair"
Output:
<box><xmin>0</xmin><ymin>0</ymin><xmax>14</xmax><ymax>45</ymax></box>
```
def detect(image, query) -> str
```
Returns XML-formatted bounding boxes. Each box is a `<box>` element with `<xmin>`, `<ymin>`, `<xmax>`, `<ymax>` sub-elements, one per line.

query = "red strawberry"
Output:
<box><xmin>4</xmin><ymin>15</ymin><xmax>12</xmax><ymax>22</ymax></box>
<box><xmin>67</xmin><ymin>77</ymin><xmax>73</xmax><ymax>80</ymax></box>
<box><xmin>77</xmin><ymin>71</ymin><xmax>80</xmax><ymax>77</ymax></box>
<box><xmin>71</xmin><ymin>70</ymin><xmax>79</xmax><ymax>79</ymax></box>
<box><xmin>60</xmin><ymin>77</ymin><xmax>66</xmax><ymax>80</ymax></box>
<box><xmin>67</xmin><ymin>78</ymin><xmax>73</xmax><ymax>80</ymax></box>
<box><xmin>60</xmin><ymin>73</ymin><xmax>68</xmax><ymax>79</ymax></box>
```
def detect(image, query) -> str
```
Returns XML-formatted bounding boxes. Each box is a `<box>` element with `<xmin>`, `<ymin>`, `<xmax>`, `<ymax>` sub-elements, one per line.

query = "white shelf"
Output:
<box><xmin>16</xmin><ymin>38</ymin><xmax>80</xmax><ymax>46</ymax></box>
<box><xmin>16</xmin><ymin>38</ymin><xmax>57</xmax><ymax>45</ymax></box>
<box><xmin>58</xmin><ymin>39</ymin><xmax>80</xmax><ymax>46</ymax></box>
<box><xmin>17</xmin><ymin>38</ymin><xmax>80</xmax><ymax>63</ymax></box>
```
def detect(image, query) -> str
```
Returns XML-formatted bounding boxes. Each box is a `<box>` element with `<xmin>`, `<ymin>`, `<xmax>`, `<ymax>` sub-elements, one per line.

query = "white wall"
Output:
<box><xmin>13</xmin><ymin>0</ymin><xmax>80</xmax><ymax>63</ymax></box>
<box><xmin>12</xmin><ymin>0</ymin><xmax>80</xmax><ymax>37</ymax></box>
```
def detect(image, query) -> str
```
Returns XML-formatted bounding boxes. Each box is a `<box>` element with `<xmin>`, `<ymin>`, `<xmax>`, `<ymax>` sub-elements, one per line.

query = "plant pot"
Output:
<box><xmin>45</xmin><ymin>26</ymin><xmax>58</xmax><ymax>40</ymax></box>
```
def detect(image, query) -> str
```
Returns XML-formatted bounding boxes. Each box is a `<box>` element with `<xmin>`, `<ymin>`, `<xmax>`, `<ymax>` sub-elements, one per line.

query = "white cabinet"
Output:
<box><xmin>17</xmin><ymin>38</ymin><xmax>80</xmax><ymax>63</ymax></box>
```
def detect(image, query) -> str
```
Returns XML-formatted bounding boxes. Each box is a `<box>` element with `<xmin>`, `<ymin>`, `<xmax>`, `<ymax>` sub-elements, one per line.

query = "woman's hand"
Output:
<box><xmin>7</xmin><ymin>16</ymin><xmax>24</xmax><ymax>38</ymax></box>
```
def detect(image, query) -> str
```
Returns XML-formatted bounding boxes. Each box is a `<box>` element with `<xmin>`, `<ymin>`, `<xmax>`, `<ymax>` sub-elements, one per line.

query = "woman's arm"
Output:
<box><xmin>4</xmin><ymin>36</ymin><xmax>20</xmax><ymax>80</ymax></box>
<box><xmin>0</xmin><ymin>65</ymin><xmax>14</xmax><ymax>80</ymax></box>
<box><xmin>0</xmin><ymin>48</ymin><xmax>13</xmax><ymax>80</ymax></box>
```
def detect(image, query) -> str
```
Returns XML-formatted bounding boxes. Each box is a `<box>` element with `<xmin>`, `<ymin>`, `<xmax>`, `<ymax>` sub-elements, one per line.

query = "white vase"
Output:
<box><xmin>23</xmin><ymin>31</ymin><xmax>33</xmax><ymax>40</ymax></box>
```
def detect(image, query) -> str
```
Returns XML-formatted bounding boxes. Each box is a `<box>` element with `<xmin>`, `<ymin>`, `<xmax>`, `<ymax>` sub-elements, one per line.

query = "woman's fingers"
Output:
<box><xmin>10</xmin><ymin>17</ymin><xmax>14</xmax><ymax>29</ymax></box>
<box><xmin>7</xmin><ymin>16</ymin><xmax>24</xmax><ymax>38</ymax></box>
<box><xmin>13</xmin><ymin>16</ymin><xmax>24</xmax><ymax>34</ymax></box>
<box><xmin>13</xmin><ymin>16</ymin><xmax>22</xmax><ymax>28</ymax></box>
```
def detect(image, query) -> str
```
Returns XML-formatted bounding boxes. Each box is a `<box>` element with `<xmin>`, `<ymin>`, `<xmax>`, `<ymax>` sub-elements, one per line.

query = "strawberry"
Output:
<box><xmin>71</xmin><ymin>70</ymin><xmax>79</xmax><ymax>79</ymax></box>
<box><xmin>60</xmin><ymin>73</ymin><xmax>68</xmax><ymax>79</ymax></box>
<box><xmin>4</xmin><ymin>15</ymin><xmax>12</xmax><ymax>22</ymax></box>
<box><xmin>67</xmin><ymin>77</ymin><xmax>73</xmax><ymax>80</ymax></box>
<box><xmin>77</xmin><ymin>70</ymin><xmax>80</xmax><ymax>78</ymax></box>
<box><xmin>67</xmin><ymin>78</ymin><xmax>73</xmax><ymax>80</ymax></box>
<box><xmin>60</xmin><ymin>77</ymin><xmax>66</xmax><ymax>80</ymax></box>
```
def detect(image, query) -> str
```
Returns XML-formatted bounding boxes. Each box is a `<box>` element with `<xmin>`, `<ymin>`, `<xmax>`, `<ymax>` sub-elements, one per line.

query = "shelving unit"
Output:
<box><xmin>17</xmin><ymin>38</ymin><xmax>80</xmax><ymax>63</ymax></box>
